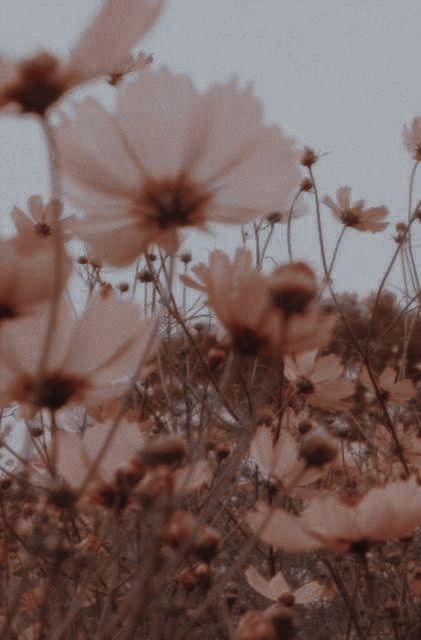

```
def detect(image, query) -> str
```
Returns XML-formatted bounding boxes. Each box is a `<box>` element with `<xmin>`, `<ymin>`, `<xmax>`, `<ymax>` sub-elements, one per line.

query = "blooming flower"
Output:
<box><xmin>0</xmin><ymin>294</ymin><xmax>156</xmax><ymax>414</ymax></box>
<box><xmin>11</xmin><ymin>195</ymin><xmax>75</xmax><ymax>254</ymax></box>
<box><xmin>360</xmin><ymin>365</ymin><xmax>416</xmax><ymax>404</ymax></box>
<box><xmin>247</xmin><ymin>477</ymin><xmax>421</xmax><ymax>553</ymax></box>
<box><xmin>54</xmin><ymin>69</ymin><xmax>302</xmax><ymax>265</ymax></box>
<box><xmin>182</xmin><ymin>251</ymin><xmax>334</xmax><ymax>356</ymax></box>
<box><xmin>284</xmin><ymin>350</ymin><xmax>354</xmax><ymax>411</ymax></box>
<box><xmin>322</xmin><ymin>187</ymin><xmax>388</xmax><ymax>232</ymax></box>
<box><xmin>403</xmin><ymin>117</ymin><xmax>421</xmax><ymax>161</ymax></box>
<box><xmin>0</xmin><ymin>0</ymin><xmax>164</xmax><ymax>115</ymax></box>
<box><xmin>249</xmin><ymin>426</ymin><xmax>324</xmax><ymax>489</ymax></box>
<box><xmin>245</xmin><ymin>565</ymin><xmax>332</xmax><ymax>605</ymax></box>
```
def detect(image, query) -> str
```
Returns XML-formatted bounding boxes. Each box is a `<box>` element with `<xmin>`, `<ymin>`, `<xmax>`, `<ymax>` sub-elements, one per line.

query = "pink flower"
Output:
<box><xmin>245</xmin><ymin>565</ymin><xmax>332</xmax><ymax>605</ymax></box>
<box><xmin>323</xmin><ymin>187</ymin><xmax>388</xmax><ymax>232</ymax></box>
<box><xmin>403</xmin><ymin>117</ymin><xmax>421</xmax><ymax>161</ymax></box>
<box><xmin>11</xmin><ymin>195</ymin><xmax>75</xmax><ymax>254</ymax></box>
<box><xmin>0</xmin><ymin>0</ymin><xmax>164</xmax><ymax>115</ymax></box>
<box><xmin>360</xmin><ymin>366</ymin><xmax>416</xmax><ymax>404</ymax></box>
<box><xmin>0</xmin><ymin>238</ymin><xmax>71</xmax><ymax>323</ymax></box>
<box><xmin>0</xmin><ymin>294</ymin><xmax>156</xmax><ymax>414</ymax></box>
<box><xmin>54</xmin><ymin>70</ymin><xmax>302</xmax><ymax>265</ymax></box>
<box><xmin>284</xmin><ymin>350</ymin><xmax>355</xmax><ymax>411</ymax></box>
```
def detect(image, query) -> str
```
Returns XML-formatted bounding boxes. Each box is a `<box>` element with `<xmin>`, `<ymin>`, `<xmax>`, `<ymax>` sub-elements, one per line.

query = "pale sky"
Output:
<box><xmin>0</xmin><ymin>0</ymin><xmax>420</xmax><ymax>295</ymax></box>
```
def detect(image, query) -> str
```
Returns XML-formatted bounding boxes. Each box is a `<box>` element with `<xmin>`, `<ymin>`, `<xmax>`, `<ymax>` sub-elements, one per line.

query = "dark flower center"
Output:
<box><xmin>0</xmin><ymin>303</ymin><xmax>19</xmax><ymax>320</ymax></box>
<box><xmin>5</xmin><ymin>53</ymin><xmax>66</xmax><ymax>115</ymax></box>
<box><xmin>340</xmin><ymin>208</ymin><xmax>360</xmax><ymax>227</ymax></box>
<box><xmin>34</xmin><ymin>222</ymin><xmax>52</xmax><ymax>236</ymax></box>
<box><xmin>270</xmin><ymin>284</ymin><xmax>314</xmax><ymax>317</ymax></box>
<box><xmin>134</xmin><ymin>175</ymin><xmax>212</xmax><ymax>230</ymax></box>
<box><xmin>231</xmin><ymin>326</ymin><xmax>269</xmax><ymax>357</ymax></box>
<box><xmin>296</xmin><ymin>376</ymin><xmax>314</xmax><ymax>394</ymax></box>
<box><xmin>16</xmin><ymin>372</ymin><xmax>87</xmax><ymax>411</ymax></box>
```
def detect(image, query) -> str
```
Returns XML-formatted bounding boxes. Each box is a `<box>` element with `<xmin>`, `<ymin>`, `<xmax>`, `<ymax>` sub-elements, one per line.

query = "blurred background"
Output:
<box><xmin>0</xmin><ymin>0</ymin><xmax>420</xmax><ymax>294</ymax></box>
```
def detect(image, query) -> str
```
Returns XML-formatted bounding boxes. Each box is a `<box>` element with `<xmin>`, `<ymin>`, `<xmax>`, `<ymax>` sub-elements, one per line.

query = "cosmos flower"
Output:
<box><xmin>182</xmin><ymin>251</ymin><xmax>334</xmax><ymax>356</ymax></box>
<box><xmin>11</xmin><ymin>195</ymin><xmax>75</xmax><ymax>254</ymax></box>
<box><xmin>322</xmin><ymin>187</ymin><xmax>388</xmax><ymax>232</ymax></box>
<box><xmin>245</xmin><ymin>565</ymin><xmax>332</xmax><ymax>606</ymax></box>
<box><xmin>0</xmin><ymin>294</ymin><xmax>156</xmax><ymax>414</ymax></box>
<box><xmin>284</xmin><ymin>350</ymin><xmax>354</xmax><ymax>411</ymax></box>
<box><xmin>247</xmin><ymin>477</ymin><xmax>421</xmax><ymax>553</ymax></box>
<box><xmin>0</xmin><ymin>0</ymin><xmax>164</xmax><ymax>115</ymax></box>
<box><xmin>54</xmin><ymin>69</ymin><xmax>302</xmax><ymax>265</ymax></box>
<box><xmin>403</xmin><ymin>117</ymin><xmax>421</xmax><ymax>161</ymax></box>
<box><xmin>248</xmin><ymin>426</ymin><xmax>324</xmax><ymax>489</ymax></box>
<box><xmin>0</xmin><ymin>237</ymin><xmax>71</xmax><ymax>323</ymax></box>
<box><xmin>360</xmin><ymin>365</ymin><xmax>416</xmax><ymax>404</ymax></box>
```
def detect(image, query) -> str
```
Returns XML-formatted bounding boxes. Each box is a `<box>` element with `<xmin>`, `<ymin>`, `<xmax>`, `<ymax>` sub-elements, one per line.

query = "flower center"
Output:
<box><xmin>231</xmin><ymin>326</ymin><xmax>269</xmax><ymax>357</ymax></box>
<box><xmin>270</xmin><ymin>284</ymin><xmax>315</xmax><ymax>317</ymax></box>
<box><xmin>34</xmin><ymin>222</ymin><xmax>52</xmax><ymax>236</ymax></box>
<box><xmin>296</xmin><ymin>376</ymin><xmax>314</xmax><ymax>394</ymax></box>
<box><xmin>15</xmin><ymin>372</ymin><xmax>87</xmax><ymax>411</ymax></box>
<box><xmin>5</xmin><ymin>52</ymin><xmax>66</xmax><ymax>115</ymax></box>
<box><xmin>0</xmin><ymin>303</ymin><xmax>19</xmax><ymax>320</ymax></box>
<box><xmin>133</xmin><ymin>174</ymin><xmax>212</xmax><ymax>230</ymax></box>
<box><xmin>340</xmin><ymin>208</ymin><xmax>360</xmax><ymax>227</ymax></box>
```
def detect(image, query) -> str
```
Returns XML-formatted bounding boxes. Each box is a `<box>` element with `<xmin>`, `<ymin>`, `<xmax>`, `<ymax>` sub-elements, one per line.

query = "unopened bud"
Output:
<box><xmin>300</xmin><ymin>147</ymin><xmax>318</xmax><ymax>168</ymax></box>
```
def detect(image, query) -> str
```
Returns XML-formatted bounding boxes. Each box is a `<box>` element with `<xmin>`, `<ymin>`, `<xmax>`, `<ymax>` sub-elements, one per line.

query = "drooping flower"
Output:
<box><xmin>0</xmin><ymin>237</ymin><xmax>71</xmax><ymax>323</ymax></box>
<box><xmin>247</xmin><ymin>477</ymin><xmax>421</xmax><ymax>553</ymax></box>
<box><xmin>322</xmin><ymin>187</ymin><xmax>388</xmax><ymax>232</ymax></box>
<box><xmin>245</xmin><ymin>565</ymin><xmax>332</xmax><ymax>606</ymax></box>
<box><xmin>11</xmin><ymin>195</ymin><xmax>75</xmax><ymax>254</ymax></box>
<box><xmin>0</xmin><ymin>294</ymin><xmax>156</xmax><ymax>414</ymax></box>
<box><xmin>0</xmin><ymin>0</ymin><xmax>165</xmax><ymax>115</ymax></box>
<box><xmin>403</xmin><ymin>117</ymin><xmax>421</xmax><ymax>161</ymax></box>
<box><xmin>360</xmin><ymin>366</ymin><xmax>416</xmax><ymax>404</ymax></box>
<box><xmin>284</xmin><ymin>350</ymin><xmax>354</xmax><ymax>411</ymax></box>
<box><xmin>54</xmin><ymin>69</ymin><xmax>302</xmax><ymax>265</ymax></box>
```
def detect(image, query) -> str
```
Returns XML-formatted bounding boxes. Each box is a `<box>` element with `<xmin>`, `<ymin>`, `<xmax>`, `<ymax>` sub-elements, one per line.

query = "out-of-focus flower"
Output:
<box><xmin>248</xmin><ymin>426</ymin><xmax>324</xmax><ymax>489</ymax></box>
<box><xmin>0</xmin><ymin>238</ymin><xmax>71</xmax><ymax>323</ymax></box>
<box><xmin>40</xmin><ymin>419</ymin><xmax>144</xmax><ymax>490</ymax></box>
<box><xmin>248</xmin><ymin>477</ymin><xmax>421</xmax><ymax>553</ymax></box>
<box><xmin>0</xmin><ymin>294</ymin><xmax>156</xmax><ymax>414</ymax></box>
<box><xmin>403</xmin><ymin>117</ymin><xmax>421</xmax><ymax>161</ymax></box>
<box><xmin>54</xmin><ymin>69</ymin><xmax>302</xmax><ymax>265</ymax></box>
<box><xmin>284</xmin><ymin>350</ymin><xmax>354</xmax><ymax>411</ymax></box>
<box><xmin>322</xmin><ymin>187</ymin><xmax>388</xmax><ymax>232</ymax></box>
<box><xmin>245</xmin><ymin>565</ymin><xmax>332</xmax><ymax>605</ymax></box>
<box><xmin>11</xmin><ymin>195</ymin><xmax>75</xmax><ymax>254</ymax></box>
<box><xmin>360</xmin><ymin>366</ymin><xmax>416</xmax><ymax>404</ymax></box>
<box><xmin>0</xmin><ymin>0</ymin><xmax>165</xmax><ymax>115</ymax></box>
<box><xmin>182</xmin><ymin>251</ymin><xmax>334</xmax><ymax>356</ymax></box>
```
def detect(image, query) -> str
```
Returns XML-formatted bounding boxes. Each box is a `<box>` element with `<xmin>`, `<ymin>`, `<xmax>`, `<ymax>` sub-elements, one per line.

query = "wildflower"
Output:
<box><xmin>0</xmin><ymin>0</ymin><xmax>164</xmax><ymax>115</ymax></box>
<box><xmin>11</xmin><ymin>195</ymin><xmax>75</xmax><ymax>254</ymax></box>
<box><xmin>403</xmin><ymin>117</ymin><xmax>421</xmax><ymax>161</ymax></box>
<box><xmin>247</xmin><ymin>477</ymin><xmax>421</xmax><ymax>553</ymax></box>
<box><xmin>249</xmin><ymin>426</ymin><xmax>324</xmax><ymax>489</ymax></box>
<box><xmin>245</xmin><ymin>565</ymin><xmax>332</xmax><ymax>605</ymax></box>
<box><xmin>39</xmin><ymin>419</ymin><xmax>144</xmax><ymax>490</ymax></box>
<box><xmin>360</xmin><ymin>366</ymin><xmax>415</xmax><ymax>404</ymax></box>
<box><xmin>54</xmin><ymin>70</ymin><xmax>301</xmax><ymax>265</ymax></box>
<box><xmin>0</xmin><ymin>238</ymin><xmax>71</xmax><ymax>323</ymax></box>
<box><xmin>182</xmin><ymin>249</ymin><xmax>280</xmax><ymax>356</ymax></box>
<box><xmin>284</xmin><ymin>350</ymin><xmax>354</xmax><ymax>411</ymax></box>
<box><xmin>323</xmin><ymin>187</ymin><xmax>388</xmax><ymax>232</ymax></box>
<box><xmin>0</xmin><ymin>294</ymin><xmax>156</xmax><ymax>414</ymax></box>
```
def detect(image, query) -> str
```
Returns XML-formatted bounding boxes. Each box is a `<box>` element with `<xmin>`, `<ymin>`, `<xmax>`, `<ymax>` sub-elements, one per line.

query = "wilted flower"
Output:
<box><xmin>323</xmin><ymin>187</ymin><xmax>388</xmax><ymax>232</ymax></box>
<box><xmin>403</xmin><ymin>117</ymin><xmax>421</xmax><ymax>161</ymax></box>
<box><xmin>284</xmin><ymin>350</ymin><xmax>354</xmax><ymax>411</ymax></box>
<box><xmin>0</xmin><ymin>0</ymin><xmax>164</xmax><ymax>115</ymax></box>
<box><xmin>54</xmin><ymin>69</ymin><xmax>302</xmax><ymax>265</ymax></box>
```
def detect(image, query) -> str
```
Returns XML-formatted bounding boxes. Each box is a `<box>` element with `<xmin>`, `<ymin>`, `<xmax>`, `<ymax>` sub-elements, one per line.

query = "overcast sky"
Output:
<box><xmin>0</xmin><ymin>0</ymin><xmax>420</xmax><ymax>295</ymax></box>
